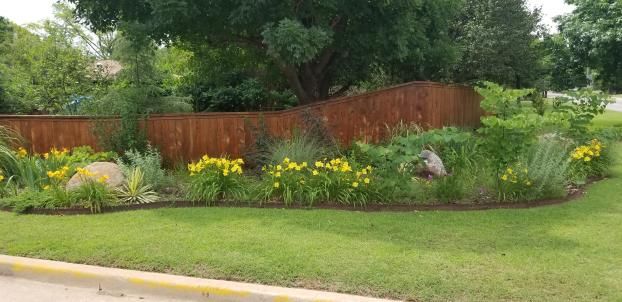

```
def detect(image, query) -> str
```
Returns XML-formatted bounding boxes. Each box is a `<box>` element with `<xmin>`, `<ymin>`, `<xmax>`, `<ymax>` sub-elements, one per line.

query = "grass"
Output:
<box><xmin>593</xmin><ymin>110</ymin><xmax>622</xmax><ymax>129</ymax></box>
<box><xmin>0</xmin><ymin>115</ymin><xmax>621</xmax><ymax>301</ymax></box>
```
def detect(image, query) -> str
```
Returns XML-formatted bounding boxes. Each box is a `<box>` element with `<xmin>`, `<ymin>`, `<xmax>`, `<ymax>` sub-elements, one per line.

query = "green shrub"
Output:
<box><xmin>0</xmin><ymin>188</ymin><xmax>54</xmax><ymax>213</ymax></box>
<box><xmin>525</xmin><ymin>139</ymin><xmax>571</xmax><ymax>200</ymax></box>
<box><xmin>116</xmin><ymin>167</ymin><xmax>159</xmax><ymax>204</ymax></box>
<box><xmin>553</xmin><ymin>89</ymin><xmax>612</xmax><ymax>139</ymax></box>
<box><xmin>185</xmin><ymin>156</ymin><xmax>247</xmax><ymax>205</ymax></box>
<box><xmin>117</xmin><ymin>146</ymin><xmax>166</xmax><ymax>190</ymax></box>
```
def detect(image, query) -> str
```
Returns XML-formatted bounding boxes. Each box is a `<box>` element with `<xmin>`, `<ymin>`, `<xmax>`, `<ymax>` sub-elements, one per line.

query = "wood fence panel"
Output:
<box><xmin>0</xmin><ymin>82</ymin><xmax>483</xmax><ymax>163</ymax></box>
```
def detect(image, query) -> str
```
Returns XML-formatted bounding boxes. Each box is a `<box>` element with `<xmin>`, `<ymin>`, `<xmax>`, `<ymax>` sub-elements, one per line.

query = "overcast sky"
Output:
<box><xmin>1</xmin><ymin>0</ymin><xmax>574</xmax><ymax>30</ymax></box>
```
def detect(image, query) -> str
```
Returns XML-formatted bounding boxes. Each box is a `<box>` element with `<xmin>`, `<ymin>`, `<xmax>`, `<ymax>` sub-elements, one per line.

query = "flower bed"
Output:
<box><xmin>0</xmin><ymin>83</ymin><xmax>620</xmax><ymax>214</ymax></box>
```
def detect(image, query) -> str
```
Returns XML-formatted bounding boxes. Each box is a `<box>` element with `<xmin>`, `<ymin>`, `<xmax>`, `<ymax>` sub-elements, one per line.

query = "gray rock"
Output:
<box><xmin>419</xmin><ymin>150</ymin><xmax>447</xmax><ymax>177</ymax></box>
<box><xmin>66</xmin><ymin>162</ymin><xmax>125</xmax><ymax>190</ymax></box>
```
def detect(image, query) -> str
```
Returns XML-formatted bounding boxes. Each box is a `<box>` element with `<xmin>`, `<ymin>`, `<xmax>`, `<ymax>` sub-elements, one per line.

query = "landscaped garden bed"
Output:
<box><xmin>0</xmin><ymin>83</ymin><xmax>620</xmax><ymax>214</ymax></box>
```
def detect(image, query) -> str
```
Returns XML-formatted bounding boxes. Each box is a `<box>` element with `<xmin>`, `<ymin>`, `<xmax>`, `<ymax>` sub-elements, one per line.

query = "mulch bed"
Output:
<box><xmin>0</xmin><ymin>182</ymin><xmax>593</xmax><ymax>215</ymax></box>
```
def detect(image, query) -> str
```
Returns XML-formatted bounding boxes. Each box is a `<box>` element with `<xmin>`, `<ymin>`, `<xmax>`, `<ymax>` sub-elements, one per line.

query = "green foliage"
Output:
<box><xmin>568</xmin><ymin>139</ymin><xmax>610</xmax><ymax>184</ymax></box>
<box><xmin>0</xmin><ymin>189</ymin><xmax>53</xmax><ymax>213</ymax></box>
<box><xmin>553</xmin><ymin>89</ymin><xmax>612</xmax><ymax>139</ymax></box>
<box><xmin>476</xmin><ymin>82</ymin><xmax>541</xmax><ymax>171</ymax></box>
<box><xmin>541</xmin><ymin>34</ymin><xmax>589</xmax><ymax>91</ymax></box>
<box><xmin>117</xmin><ymin>146</ymin><xmax>166</xmax><ymax>190</ymax></box>
<box><xmin>0</xmin><ymin>20</ymin><xmax>92</xmax><ymax>114</ymax></box>
<box><xmin>354</xmin><ymin>127</ymin><xmax>473</xmax><ymax>175</ymax></box>
<box><xmin>69</xmin><ymin>0</ymin><xmax>461</xmax><ymax>103</ymax></box>
<box><xmin>262</xmin><ymin>19</ymin><xmax>333</xmax><ymax>66</ymax></box>
<box><xmin>71</xmin><ymin>178</ymin><xmax>118</xmax><ymax>213</ymax></box>
<box><xmin>451</xmin><ymin>0</ymin><xmax>543</xmax><ymax>87</ymax></box>
<box><xmin>524</xmin><ymin>139</ymin><xmax>571</xmax><ymax>200</ymax></box>
<box><xmin>256</xmin><ymin>158</ymin><xmax>380</xmax><ymax>207</ymax></box>
<box><xmin>559</xmin><ymin>0</ymin><xmax>622</xmax><ymax>91</ymax></box>
<box><xmin>185</xmin><ymin>157</ymin><xmax>247</xmax><ymax>205</ymax></box>
<box><xmin>116</xmin><ymin>167</ymin><xmax>159</xmax><ymax>204</ymax></box>
<box><xmin>266</xmin><ymin>133</ymin><xmax>334</xmax><ymax>167</ymax></box>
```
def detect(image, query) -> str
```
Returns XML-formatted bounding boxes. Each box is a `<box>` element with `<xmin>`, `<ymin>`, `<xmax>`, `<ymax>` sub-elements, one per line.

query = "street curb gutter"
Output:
<box><xmin>0</xmin><ymin>255</ymin><xmax>399</xmax><ymax>302</ymax></box>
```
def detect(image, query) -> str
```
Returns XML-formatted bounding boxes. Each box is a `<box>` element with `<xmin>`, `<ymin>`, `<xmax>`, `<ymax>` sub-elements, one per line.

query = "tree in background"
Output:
<box><xmin>68</xmin><ymin>0</ymin><xmax>461</xmax><ymax>104</ymax></box>
<box><xmin>451</xmin><ymin>0</ymin><xmax>543</xmax><ymax>88</ymax></box>
<box><xmin>0</xmin><ymin>19</ymin><xmax>92</xmax><ymax>114</ymax></box>
<box><xmin>541</xmin><ymin>34</ymin><xmax>588</xmax><ymax>91</ymax></box>
<box><xmin>559</xmin><ymin>0</ymin><xmax>622</xmax><ymax>92</ymax></box>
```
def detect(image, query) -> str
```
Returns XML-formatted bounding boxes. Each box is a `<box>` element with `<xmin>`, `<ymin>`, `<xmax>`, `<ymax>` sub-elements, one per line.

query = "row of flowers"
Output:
<box><xmin>186</xmin><ymin>155</ymin><xmax>380</xmax><ymax>206</ymax></box>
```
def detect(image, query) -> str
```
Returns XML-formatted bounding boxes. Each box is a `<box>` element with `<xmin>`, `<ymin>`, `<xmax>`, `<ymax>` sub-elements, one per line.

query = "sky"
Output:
<box><xmin>1</xmin><ymin>0</ymin><xmax>574</xmax><ymax>30</ymax></box>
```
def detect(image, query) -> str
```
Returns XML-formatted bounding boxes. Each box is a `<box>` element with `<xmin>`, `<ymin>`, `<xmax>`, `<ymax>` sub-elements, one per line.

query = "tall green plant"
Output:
<box><xmin>476</xmin><ymin>82</ymin><xmax>539</xmax><ymax>175</ymax></box>
<box><xmin>553</xmin><ymin>89</ymin><xmax>612</xmax><ymax>139</ymax></box>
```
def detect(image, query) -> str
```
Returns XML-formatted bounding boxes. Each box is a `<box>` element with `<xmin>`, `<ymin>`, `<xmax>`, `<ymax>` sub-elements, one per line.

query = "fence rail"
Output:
<box><xmin>0</xmin><ymin>81</ymin><xmax>483</xmax><ymax>162</ymax></box>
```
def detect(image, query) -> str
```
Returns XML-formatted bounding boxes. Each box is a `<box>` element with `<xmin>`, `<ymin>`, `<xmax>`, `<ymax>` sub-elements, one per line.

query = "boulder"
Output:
<box><xmin>66</xmin><ymin>162</ymin><xmax>125</xmax><ymax>190</ymax></box>
<box><xmin>418</xmin><ymin>150</ymin><xmax>447</xmax><ymax>178</ymax></box>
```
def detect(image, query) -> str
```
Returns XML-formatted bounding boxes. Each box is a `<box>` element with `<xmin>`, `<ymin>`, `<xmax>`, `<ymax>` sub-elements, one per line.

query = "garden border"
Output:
<box><xmin>0</xmin><ymin>182</ymin><xmax>594</xmax><ymax>215</ymax></box>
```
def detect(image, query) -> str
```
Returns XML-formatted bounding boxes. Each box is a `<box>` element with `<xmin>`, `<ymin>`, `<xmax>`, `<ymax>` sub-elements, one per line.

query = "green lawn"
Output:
<box><xmin>593</xmin><ymin>110</ymin><xmax>622</xmax><ymax>128</ymax></box>
<box><xmin>0</xmin><ymin>116</ymin><xmax>621</xmax><ymax>301</ymax></box>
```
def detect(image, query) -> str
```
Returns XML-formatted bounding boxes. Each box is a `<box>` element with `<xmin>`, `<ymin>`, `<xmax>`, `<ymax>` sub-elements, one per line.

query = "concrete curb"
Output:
<box><xmin>0</xmin><ymin>255</ymin><xmax>399</xmax><ymax>302</ymax></box>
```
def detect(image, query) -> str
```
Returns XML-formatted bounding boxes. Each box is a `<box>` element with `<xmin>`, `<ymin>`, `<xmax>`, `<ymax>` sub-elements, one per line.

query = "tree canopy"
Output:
<box><xmin>559</xmin><ymin>0</ymin><xmax>622</xmax><ymax>91</ymax></box>
<box><xmin>451</xmin><ymin>0</ymin><xmax>543</xmax><ymax>88</ymax></box>
<box><xmin>68</xmin><ymin>0</ymin><xmax>460</xmax><ymax>104</ymax></box>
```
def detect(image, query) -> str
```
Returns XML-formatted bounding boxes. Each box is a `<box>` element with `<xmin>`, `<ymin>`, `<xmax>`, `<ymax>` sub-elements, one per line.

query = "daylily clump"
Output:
<box><xmin>571</xmin><ymin>139</ymin><xmax>602</xmax><ymax>162</ymax></box>
<box><xmin>188</xmin><ymin>155</ymin><xmax>244</xmax><ymax>177</ymax></box>
<box><xmin>259</xmin><ymin>157</ymin><xmax>377</xmax><ymax>206</ymax></box>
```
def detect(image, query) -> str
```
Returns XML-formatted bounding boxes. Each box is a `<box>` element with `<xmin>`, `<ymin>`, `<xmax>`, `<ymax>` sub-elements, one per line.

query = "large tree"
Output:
<box><xmin>68</xmin><ymin>0</ymin><xmax>460</xmax><ymax>104</ymax></box>
<box><xmin>559</xmin><ymin>0</ymin><xmax>622</xmax><ymax>91</ymax></box>
<box><xmin>451</xmin><ymin>0</ymin><xmax>543</xmax><ymax>88</ymax></box>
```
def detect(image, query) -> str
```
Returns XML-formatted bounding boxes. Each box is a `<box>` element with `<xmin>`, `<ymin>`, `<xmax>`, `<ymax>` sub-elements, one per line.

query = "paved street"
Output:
<box><xmin>0</xmin><ymin>276</ymin><xmax>186</xmax><ymax>302</ymax></box>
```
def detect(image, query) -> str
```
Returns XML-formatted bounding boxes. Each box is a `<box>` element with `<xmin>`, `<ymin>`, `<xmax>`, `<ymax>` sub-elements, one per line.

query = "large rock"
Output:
<box><xmin>419</xmin><ymin>150</ymin><xmax>447</xmax><ymax>178</ymax></box>
<box><xmin>66</xmin><ymin>162</ymin><xmax>125</xmax><ymax>190</ymax></box>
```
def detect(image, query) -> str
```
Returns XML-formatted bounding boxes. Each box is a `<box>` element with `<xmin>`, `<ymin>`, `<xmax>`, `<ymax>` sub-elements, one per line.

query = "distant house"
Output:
<box><xmin>92</xmin><ymin>60</ymin><xmax>123</xmax><ymax>80</ymax></box>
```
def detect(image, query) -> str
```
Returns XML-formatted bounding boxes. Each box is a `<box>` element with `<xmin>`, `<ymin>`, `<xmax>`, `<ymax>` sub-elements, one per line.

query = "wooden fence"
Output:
<box><xmin>0</xmin><ymin>81</ymin><xmax>483</xmax><ymax>162</ymax></box>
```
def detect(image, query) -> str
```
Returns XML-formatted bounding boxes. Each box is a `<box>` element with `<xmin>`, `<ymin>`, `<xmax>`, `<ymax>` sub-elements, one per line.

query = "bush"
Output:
<box><xmin>186</xmin><ymin>156</ymin><xmax>247</xmax><ymax>205</ymax></box>
<box><xmin>525</xmin><ymin>139</ymin><xmax>571</xmax><ymax>200</ymax></box>
<box><xmin>553</xmin><ymin>89</ymin><xmax>612</xmax><ymax>139</ymax></box>
<box><xmin>117</xmin><ymin>146</ymin><xmax>166</xmax><ymax>190</ymax></box>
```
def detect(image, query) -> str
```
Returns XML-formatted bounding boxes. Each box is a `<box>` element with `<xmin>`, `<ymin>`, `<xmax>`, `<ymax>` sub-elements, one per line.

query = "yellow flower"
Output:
<box><xmin>312</xmin><ymin>170</ymin><xmax>319</xmax><ymax>176</ymax></box>
<box><xmin>283</xmin><ymin>157</ymin><xmax>290</xmax><ymax>163</ymax></box>
<box><xmin>363</xmin><ymin>178</ymin><xmax>371</xmax><ymax>184</ymax></box>
<box><xmin>506</xmin><ymin>168</ymin><xmax>513</xmax><ymax>174</ymax></box>
<box><xmin>0</xmin><ymin>175</ymin><xmax>4</xmax><ymax>182</ymax></box>
<box><xmin>43</xmin><ymin>185</ymin><xmax>50</xmax><ymax>190</ymax></box>
<box><xmin>223</xmin><ymin>169</ymin><xmax>229</xmax><ymax>176</ymax></box>
<box><xmin>315</xmin><ymin>161</ymin><xmax>324</xmax><ymax>168</ymax></box>
<box><xmin>273</xmin><ymin>182</ymin><xmax>280</xmax><ymax>188</ymax></box>
<box><xmin>97</xmin><ymin>175</ymin><xmax>109</xmax><ymax>183</ymax></box>
<box><xmin>275</xmin><ymin>171</ymin><xmax>281</xmax><ymax>177</ymax></box>
<box><xmin>43</xmin><ymin>152</ymin><xmax>50</xmax><ymax>159</ymax></box>
<box><xmin>276</xmin><ymin>165</ymin><xmax>282</xmax><ymax>171</ymax></box>
<box><xmin>584</xmin><ymin>157</ymin><xmax>591</xmax><ymax>162</ymax></box>
<box><xmin>17</xmin><ymin>147</ymin><xmax>27</xmax><ymax>158</ymax></box>
<box><xmin>352</xmin><ymin>182</ymin><xmax>359</xmax><ymax>188</ymax></box>
<box><xmin>526</xmin><ymin>181</ymin><xmax>532</xmax><ymax>186</ymax></box>
<box><xmin>500</xmin><ymin>174</ymin><xmax>508</xmax><ymax>181</ymax></box>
